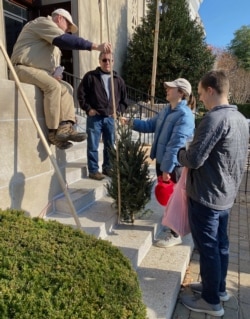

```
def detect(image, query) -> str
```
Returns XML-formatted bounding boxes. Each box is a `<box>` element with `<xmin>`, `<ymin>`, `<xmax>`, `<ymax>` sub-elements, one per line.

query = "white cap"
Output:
<box><xmin>52</xmin><ymin>8</ymin><xmax>78</xmax><ymax>33</ymax></box>
<box><xmin>164</xmin><ymin>78</ymin><xmax>192</xmax><ymax>95</ymax></box>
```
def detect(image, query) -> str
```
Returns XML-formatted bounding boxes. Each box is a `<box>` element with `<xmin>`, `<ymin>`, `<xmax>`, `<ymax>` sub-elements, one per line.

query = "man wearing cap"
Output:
<box><xmin>121</xmin><ymin>78</ymin><xmax>195</xmax><ymax>247</ymax></box>
<box><xmin>11</xmin><ymin>8</ymin><xmax>111</xmax><ymax>150</ymax></box>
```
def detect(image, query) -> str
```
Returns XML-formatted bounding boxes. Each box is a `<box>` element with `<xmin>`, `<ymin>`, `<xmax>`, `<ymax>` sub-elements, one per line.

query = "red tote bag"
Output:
<box><xmin>155</xmin><ymin>176</ymin><xmax>175</xmax><ymax>206</ymax></box>
<box><xmin>162</xmin><ymin>167</ymin><xmax>190</xmax><ymax>237</ymax></box>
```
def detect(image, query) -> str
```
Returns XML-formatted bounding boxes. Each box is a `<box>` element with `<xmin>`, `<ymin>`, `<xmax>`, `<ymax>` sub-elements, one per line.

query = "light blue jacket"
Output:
<box><xmin>133</xmin><ymin>100</ymin><xmax>195</xmax><ymax>173</ymax></box>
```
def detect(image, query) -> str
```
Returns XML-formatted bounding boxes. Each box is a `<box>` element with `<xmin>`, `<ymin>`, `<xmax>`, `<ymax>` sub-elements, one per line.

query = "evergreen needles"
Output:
<box><xmin>106</xmin><ymin>122</ymin><xmax>154</xmax><ymax>223</ymax></box>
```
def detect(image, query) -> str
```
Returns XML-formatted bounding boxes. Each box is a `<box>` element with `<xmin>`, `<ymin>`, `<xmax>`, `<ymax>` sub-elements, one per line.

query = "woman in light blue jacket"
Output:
<box><xmin>127</xmin><ymin>78</ymin><xmax>195</xmax><ymax>247</ymax></box>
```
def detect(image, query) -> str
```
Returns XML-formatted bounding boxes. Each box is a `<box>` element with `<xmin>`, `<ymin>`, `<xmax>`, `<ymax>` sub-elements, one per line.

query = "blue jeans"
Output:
<box><xmin>86</xmin><ymin>115</ymin><xmax>115</xmax><ymax>173</ymax></box>
<box><xmin>188</xmin><ymin>198</ymin><xmax>230</xmax><ymax>305</ymax></box>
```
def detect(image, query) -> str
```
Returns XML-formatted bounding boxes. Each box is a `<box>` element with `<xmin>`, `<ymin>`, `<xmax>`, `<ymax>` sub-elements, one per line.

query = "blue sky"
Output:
<box><xmin>199</xmin><ymin>0</ymin><xmax>250</xmax><ymax>48</ymax></box>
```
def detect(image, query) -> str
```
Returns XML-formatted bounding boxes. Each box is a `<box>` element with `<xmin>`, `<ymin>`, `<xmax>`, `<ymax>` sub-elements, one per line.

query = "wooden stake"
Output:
<box><xmin>150</xmin><ymin>0</ymin><xmax>160</xmax><ymax>109</ymax></box>
<box><xmin>105</xmin><ymin>0</ymin><xmax>122</xmax><ymax>224</ymax></box>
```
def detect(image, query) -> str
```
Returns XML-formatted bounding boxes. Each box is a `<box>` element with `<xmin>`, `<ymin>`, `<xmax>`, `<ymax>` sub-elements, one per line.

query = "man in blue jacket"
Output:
<box><xmin>11</xmin><ymin>8</ymin><xmax>111</xmax><ymax>150</ymax></box>
<box><xmin>178</xmin><ymin>70</ymin><xmax>249</xmax><ymax>316</ymax></box>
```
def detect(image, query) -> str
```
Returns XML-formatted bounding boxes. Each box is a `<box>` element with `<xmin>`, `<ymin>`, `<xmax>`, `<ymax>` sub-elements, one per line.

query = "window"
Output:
<box><xmin>3</xmin><ymin>0</ymin><xmax>28</xmax><ymax>56</ymax></box>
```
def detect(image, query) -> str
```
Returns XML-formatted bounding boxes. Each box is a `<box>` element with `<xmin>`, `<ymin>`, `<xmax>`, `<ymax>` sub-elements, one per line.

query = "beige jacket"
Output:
<box><xmin>11</xmin><ymin>16</ymin><xmax>64</xmax><ymax>73</ymax></box>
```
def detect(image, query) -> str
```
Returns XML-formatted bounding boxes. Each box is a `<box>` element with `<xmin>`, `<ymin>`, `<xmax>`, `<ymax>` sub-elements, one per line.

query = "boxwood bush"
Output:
<box><xmin>0</xmin><ymin>209</ymin><xmax>146</xmax><ymax>319</ymax></box>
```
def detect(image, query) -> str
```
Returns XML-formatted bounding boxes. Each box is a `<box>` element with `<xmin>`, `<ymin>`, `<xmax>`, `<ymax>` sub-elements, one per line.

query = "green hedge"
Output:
<box><xmin>0</xmin><ymin>209</ymin><xmax>146</xmax><ymax>319</ymax></box>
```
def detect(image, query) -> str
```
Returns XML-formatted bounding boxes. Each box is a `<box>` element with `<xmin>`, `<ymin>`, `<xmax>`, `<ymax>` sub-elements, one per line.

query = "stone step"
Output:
<box><xmin>105</xmin><ymin>193</ymin><xmax>164</xmax><ymax>269</ymax></box>
<box><xmin>46</xmin><ymin>195</ymin><xmax>117</xmax><ymax>239</ymax></box>
<box><xmin>64</xmin><ymin>159</ymin><xmax>88</xmax><ymax>183</ymax></box>
<box><xmin>54</xmin><ymin>177</ymin><xmax>109</xmax><ymax>214</ymax></box>
<box><xmin>137</xmin><ymin>233</ymin><xmax>193</xmax><ymax>319</ymax></box>
<box><xmin>63</xmin><ymin>140</ymin><xmax>87</xmax><ymax>162</ymax></box>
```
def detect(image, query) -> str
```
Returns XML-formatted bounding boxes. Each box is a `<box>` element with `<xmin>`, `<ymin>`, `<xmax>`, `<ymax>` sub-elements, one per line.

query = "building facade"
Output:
<box><xmin>0</xmin><ymin>0</ymin><xmax>203</xmax><ymax>78</ymax></box>
<box><xmin>0</xmin><ymin>0</ymin><xmax>203</xmax><ymax>216</ymax></box>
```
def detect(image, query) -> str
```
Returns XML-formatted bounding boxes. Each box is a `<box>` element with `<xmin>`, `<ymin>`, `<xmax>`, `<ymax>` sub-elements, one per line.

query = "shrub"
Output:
<box><xmin>0</xmin><ymin>209</ymin><xmax>147</xmax><ymax>319</ymax></box>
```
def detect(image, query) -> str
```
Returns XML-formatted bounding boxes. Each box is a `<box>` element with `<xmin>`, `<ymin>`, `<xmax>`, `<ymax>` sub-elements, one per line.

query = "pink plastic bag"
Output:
<box><xmin>162</xmin><ymin>167</ymin><xmax>190</xmax><ymax>237</ymax></box>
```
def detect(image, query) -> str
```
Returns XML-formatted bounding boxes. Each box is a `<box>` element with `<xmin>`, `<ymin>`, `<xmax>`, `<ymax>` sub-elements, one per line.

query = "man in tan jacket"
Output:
<box><xmin>11</xmin><ymin>8</ymin><xmax>111</xmax><ymax>150</ymax></box>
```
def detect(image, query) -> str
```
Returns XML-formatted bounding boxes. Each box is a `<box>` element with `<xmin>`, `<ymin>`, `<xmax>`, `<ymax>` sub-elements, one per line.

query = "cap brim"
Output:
<box><xmin>164</xmin><ymin>81</ymin><xmax>177</xmax><ymax>88</ymax></box>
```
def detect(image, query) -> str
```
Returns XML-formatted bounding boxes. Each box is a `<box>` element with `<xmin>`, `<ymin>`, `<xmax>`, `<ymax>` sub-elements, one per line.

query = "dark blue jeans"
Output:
<box><xmin>86</xmin><ymin>115</ymin><xmax>115</xmax><ymax>173</ymax></box>
<box><xmin>188</xmin><ymin>197</ymin><xmax>230</xmax><ymax>305</ymax></box>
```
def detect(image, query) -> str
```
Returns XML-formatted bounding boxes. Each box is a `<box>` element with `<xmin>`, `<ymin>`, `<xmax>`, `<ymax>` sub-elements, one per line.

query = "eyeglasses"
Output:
<box><xmin>101</xmin><ymin>59</ymin><xmax>113</xmax><ymax>63</ymax></box>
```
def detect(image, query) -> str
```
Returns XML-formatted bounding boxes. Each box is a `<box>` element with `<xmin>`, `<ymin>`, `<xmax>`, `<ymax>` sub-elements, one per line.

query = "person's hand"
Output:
<box><xmin>52</xmin><ymin>66</ymin><xmax>64</xmax><ymax>80</ymax></box>
<box><xmin>162</xmin><ymin>172</ymin><xmax>171</xmax><ymax>182</ymax></box>
<box><xmin>119</xmin><ymin>117</ymin><xmax>129</xmax><ymax>125</ymax></box>
<box><xmin>96</xmin><ymin>42</ymin><xmax>112</xmax><ymax>53</ymax></box>
<box><xmin>88</xmin><ymin>109</ymin><xmax>99</xmax><ymax>116</ymax></box>
<box><xmin>52</xmin><ymin>75</ymin><xmax>63</xmax><ymax>81</ymax></box>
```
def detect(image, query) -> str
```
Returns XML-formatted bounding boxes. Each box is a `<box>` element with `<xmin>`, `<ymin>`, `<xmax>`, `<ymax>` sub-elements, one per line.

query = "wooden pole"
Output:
<box><xmin>105</xmin><ymin>0</ymin><xmax>122</xmax><ymax>224</ymax></box>
<box><xmin>150</xmin><ymin>0</ymin><xmax>160</xmax><ymax>111</ymax></box>
<box><xmin>99</xmin><ymin>0</ymin><xmax>103</xmax><ymax>42</ymax></box>
<box><xmin>0</xmin><ymin>40</ymin><xmax>82</xmax><ymax>230</ymax></box>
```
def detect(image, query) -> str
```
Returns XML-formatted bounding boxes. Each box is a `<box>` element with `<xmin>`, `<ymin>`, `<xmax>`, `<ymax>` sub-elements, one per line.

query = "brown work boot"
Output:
<box><xmin>89</xmin><ymin>172</ymin><xmax>106</xmax><ymax>180</ymax></box>
<box><xmin>56</xmin><ymin>123</ymin><xmax>87</xmax><ymax>142</ymax></box>
<box><xmin>48</xmin><ymin>131</ymin><xmax>73</xmax><ymax>150</ymax></box>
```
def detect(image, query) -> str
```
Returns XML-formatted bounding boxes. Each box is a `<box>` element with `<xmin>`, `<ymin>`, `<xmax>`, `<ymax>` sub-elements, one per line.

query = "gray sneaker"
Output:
<box><xmin>155</xmin><ymin>235</ymin><xmax>182</xmax><ymax>248</ymax></box>
<box><xmin>89</xmin><ymin>172</ymin><xmax>105</xmax><ymax>180</ymax></box>
<box><xmin>181</xmin><ymin>294</ymin><xmax>224</xmax><ymax>317</ymax></box>
<box><xmin>190</xmin><ymin>282</ymin><xmax>230</xmax><ymax>302</ymax></box>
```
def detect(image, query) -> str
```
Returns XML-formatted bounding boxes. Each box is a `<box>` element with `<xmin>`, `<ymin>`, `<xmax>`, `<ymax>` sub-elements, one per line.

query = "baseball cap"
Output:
<box><xmin>52</xmin><ymin>8</ymin><xmax>78</xmax><ymax>33</ymax></box>
<box><xmin>163</xmin><ymin>78</ymin><xmax>192</xmax><ymax>95</ymax></box>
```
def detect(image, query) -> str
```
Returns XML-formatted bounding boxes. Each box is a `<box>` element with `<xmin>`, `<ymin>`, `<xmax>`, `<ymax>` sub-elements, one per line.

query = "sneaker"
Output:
<box><xmin>181</xmin><ymin>294</ymin><xmax>224</xmax><ymax>317</ymax></box>
<box><xmin>89</xmin><ymin>172</ymin><xmax>106</xmax><ymax>180</ymax></box>
<box><xmin>155</xmin><ymin>235</ymin><xmax>182</xmax><ymax>248</ymax></box>
<box><xmin>48</xmin><ymin>132</ymin><xmax>73</xmax><ymax>150</ymax></box>
<box><xmin>190</xmin><ymin>282</ymin><xmax>230</xmax><ymax>302</ymax></box>
<box><xmin>56</xmin><ymin>123</ymin><xmax>87</xmax><ymax>142</ymax></box>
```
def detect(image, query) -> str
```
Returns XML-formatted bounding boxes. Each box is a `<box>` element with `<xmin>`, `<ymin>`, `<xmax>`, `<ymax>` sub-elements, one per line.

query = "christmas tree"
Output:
<box><xmin>106</xmin><ymin>122</ymin><xmax>154</xmax><ymax>223</ymax></box>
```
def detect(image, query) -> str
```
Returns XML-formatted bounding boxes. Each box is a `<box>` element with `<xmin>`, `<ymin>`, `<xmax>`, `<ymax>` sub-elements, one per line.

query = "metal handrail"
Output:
<box><xmin>64</xmin><ymin>71</ymin><xmax>166</xmax><ymax>145</ymax></box>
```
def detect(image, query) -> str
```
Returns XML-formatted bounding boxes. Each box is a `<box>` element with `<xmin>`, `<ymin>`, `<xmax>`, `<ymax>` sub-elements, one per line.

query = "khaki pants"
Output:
<box><xmin>13</xmin><ymin>65</ymin><xmax>76</xmax><ymax>129</ymax></box>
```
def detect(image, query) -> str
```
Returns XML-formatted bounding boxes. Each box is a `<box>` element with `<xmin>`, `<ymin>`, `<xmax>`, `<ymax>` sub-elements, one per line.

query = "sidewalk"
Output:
<box><xmin>171</xmin><ymin>171</ymin><xmax>250</xmax><ymax>319</ymax></box>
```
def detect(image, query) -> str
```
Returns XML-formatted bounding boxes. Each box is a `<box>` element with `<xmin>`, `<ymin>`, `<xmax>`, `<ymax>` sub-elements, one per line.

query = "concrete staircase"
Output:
<box><xmin>45</xmin><ymin>145</ymin><xmax>194</xmax><ymax>319</ymax></box>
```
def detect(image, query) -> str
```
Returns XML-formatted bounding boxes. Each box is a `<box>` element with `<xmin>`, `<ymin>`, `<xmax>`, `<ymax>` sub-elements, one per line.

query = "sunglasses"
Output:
<box><xmin>101</xmin><ymin>59</ymin><xmax>113</xmax><ymax>63</ymax></box>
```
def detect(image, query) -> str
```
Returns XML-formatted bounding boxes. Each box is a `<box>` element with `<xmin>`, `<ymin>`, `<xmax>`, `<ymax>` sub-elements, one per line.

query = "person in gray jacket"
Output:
<box><xmin>178</xmin><ymin>70</ymin><xmax>249</xmax><ymax>317</ymax></box>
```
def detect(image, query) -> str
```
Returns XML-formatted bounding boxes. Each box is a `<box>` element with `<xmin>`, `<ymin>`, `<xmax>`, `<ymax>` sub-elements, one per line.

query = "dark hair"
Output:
<box><xmin>200</xmin><ymin>70</ymin><xmax>229</xmax><ymax>95</ymax></box>
<box><xmin>178</xmin><ymin>88</ymin><xmax>196</xmax><ymax>111</ymax></box>
<box><xmin>187</xmin><ymin>93</ymin><xmax>196</xmax><ymax>111</ymax></box>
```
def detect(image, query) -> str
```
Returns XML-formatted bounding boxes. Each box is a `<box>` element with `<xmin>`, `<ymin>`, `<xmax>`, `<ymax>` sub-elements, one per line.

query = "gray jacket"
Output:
<box><xmin>178</xmin><ymin>105</ymin><xmax>249</xmax><ymax>210</ymax></box>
